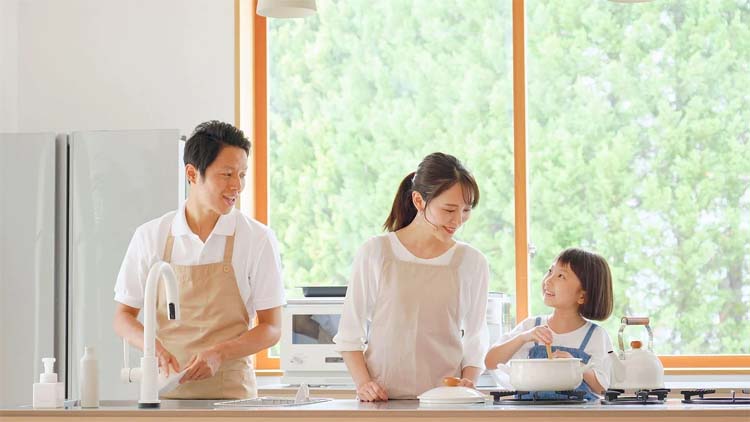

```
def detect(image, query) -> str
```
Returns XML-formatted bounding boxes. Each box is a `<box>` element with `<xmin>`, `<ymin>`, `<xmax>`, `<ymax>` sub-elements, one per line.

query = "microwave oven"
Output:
<box><xmin>279</xmin><ymin>293</ymin><xmax>513</xmax><ymax>386</ymax></box>
<box><xmin>280</xmin><ymin>297</ymin><xmax>353</xmax><ymax>385</ymax></box>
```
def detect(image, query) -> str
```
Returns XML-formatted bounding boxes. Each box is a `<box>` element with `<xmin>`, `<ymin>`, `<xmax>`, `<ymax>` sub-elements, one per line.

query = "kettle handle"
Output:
<box><xmin>617</xmin><ymin>316</ymin><xmax>654</xmax><ymax>354</ymax></box>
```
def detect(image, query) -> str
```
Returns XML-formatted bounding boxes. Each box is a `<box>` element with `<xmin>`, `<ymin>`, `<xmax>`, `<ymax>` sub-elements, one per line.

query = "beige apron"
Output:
<box><xmin>156</xmin><ymin>230</ymin><xmax>257</xmax><ymax>399</ymax></box>
<box><xmin>364</xmin><ymin>236</ymin><xmax>465</xmax><ymax>399</ymax></box>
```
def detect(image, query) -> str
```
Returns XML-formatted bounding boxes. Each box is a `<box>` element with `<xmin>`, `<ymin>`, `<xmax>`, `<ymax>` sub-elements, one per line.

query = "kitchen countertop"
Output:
<box><xmin>2</xmin><ymin>398</ymin><xmax>749</xmax><ymax>422</ymax></box>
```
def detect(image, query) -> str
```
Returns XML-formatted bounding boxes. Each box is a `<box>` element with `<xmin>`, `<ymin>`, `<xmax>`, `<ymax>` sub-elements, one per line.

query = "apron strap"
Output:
<box><xmin>448</xmin><ymin>244</ymin><xmax>465</xmax><ymax>267</ymax></box>
<box><xmin>381</xmin><ymin>235</ymin><xmax>396</xmax><ymax>261</ymax></box>
<box><xmin>532</xmin><ymin>316</ymin><xmax>543</xmax><ymax>345</ymax></box>
<box><xmin>578</xmin><ymin>323</ymin><xmax>598</xmax><ymax>351</ymax></box>
<box><xmin>163</xmin><ymin>228</ymin><xmax>175</xmax><ymax>263</ymax></box>
<box><xmin>223</xmin><ymin>234</ymin><xmax>236</xmax><ymax>263</ymax></box>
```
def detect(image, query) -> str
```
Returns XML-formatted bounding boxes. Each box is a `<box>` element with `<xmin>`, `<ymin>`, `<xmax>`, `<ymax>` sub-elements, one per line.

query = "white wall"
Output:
<box><xmin>0</xmin><ymin>0</ymin><xmax>20</xmax><ymax>132</ymax></box>
<box><xmin>8</xmin><ymin>0</ymin><xmax>234</xmax><ymax>136</ymax></box>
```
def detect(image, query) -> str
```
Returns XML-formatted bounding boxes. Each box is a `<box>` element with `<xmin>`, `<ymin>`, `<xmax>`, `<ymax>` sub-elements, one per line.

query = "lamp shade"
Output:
<box><xmin>257</xmin><ymin>0</ymin><xmax>316</xmax><ymax>18</ymax></box>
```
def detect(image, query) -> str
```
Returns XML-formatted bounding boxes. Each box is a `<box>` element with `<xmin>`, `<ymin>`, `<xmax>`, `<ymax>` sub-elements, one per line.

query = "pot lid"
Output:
<box><xmin>418</xmin><ymin>386</ymin><xmax>486</xmax><ymax>404</ymax></box>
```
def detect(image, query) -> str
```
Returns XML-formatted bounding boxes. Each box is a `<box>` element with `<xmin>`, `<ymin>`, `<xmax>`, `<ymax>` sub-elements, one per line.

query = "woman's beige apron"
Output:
<box><xmin>156</xmin><ymin>230</ymin><xmax>256</xmax><ymax>399</ymax></box>
<box><xmin>364</xmin><ymin>236</ymin><xmax>465</xmax><ymax>399</ymax></box>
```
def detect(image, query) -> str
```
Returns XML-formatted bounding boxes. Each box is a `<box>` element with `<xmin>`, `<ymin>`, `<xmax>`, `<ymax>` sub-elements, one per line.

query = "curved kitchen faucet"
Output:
<box><xmin>120</xmin><ymin>261</ymin><xmax>180</xmax><ymax>408</ymax></box>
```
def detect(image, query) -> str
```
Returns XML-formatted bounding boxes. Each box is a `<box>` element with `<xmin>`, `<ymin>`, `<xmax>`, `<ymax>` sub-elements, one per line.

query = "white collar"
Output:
<box><xmin>171</xmin><ymin>203</ymin><xmax>237</xmax><ymax>237</ymax></box>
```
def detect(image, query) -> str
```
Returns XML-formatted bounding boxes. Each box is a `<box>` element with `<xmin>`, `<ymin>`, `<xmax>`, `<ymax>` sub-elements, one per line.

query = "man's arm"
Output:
<box><xmin>113</xmin><ymin>302</ymin><xmax>180</xmax><ymax>375</ymax></box>
<box><xmin>179</xmin><ymin>306</ymin><xmax>282</xmax><ymax>382</ymax></box>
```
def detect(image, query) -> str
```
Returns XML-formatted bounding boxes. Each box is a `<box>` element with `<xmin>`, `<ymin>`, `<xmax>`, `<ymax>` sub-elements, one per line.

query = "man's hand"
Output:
<box><xmin>180</xmin><ymin>349</ymin><xmax>223</xmax><ymax>383</ymax></box>
<box><xmin>156</xmin><ymin>342</ymin><xmax>180</xmax><ymax>376</ymax></box>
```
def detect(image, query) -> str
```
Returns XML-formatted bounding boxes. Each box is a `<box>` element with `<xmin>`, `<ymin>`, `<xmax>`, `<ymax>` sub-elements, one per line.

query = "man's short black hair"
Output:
<box><xmin>184</xmin><ymin>120</ymin><xmax>251</xmax><ymax>177</ymax></box>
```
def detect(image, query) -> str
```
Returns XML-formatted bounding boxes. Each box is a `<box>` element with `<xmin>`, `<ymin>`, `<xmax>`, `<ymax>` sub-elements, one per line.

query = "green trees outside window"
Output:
<box><xmin>268</xmin><ymin>0</ymin><xmax>749</xmax><ymax>355</ymax></box>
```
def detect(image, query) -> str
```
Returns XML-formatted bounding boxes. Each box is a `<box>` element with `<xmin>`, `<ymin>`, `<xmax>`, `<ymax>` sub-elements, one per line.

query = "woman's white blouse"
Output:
<box><xmin>333</xmin><ymin>233</ymin><xmax>490</xmax><ymax>370</ymax></box>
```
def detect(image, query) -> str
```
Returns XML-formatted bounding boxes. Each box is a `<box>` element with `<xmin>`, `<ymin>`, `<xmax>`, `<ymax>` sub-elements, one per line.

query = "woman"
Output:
<box><xmin>333</xmin><ymin>152</ymin><xmax>490</xmax><ymax>401</ymax></box>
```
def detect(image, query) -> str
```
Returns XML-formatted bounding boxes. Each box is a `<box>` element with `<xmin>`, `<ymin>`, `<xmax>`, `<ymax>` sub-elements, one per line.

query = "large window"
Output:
<box><xmin>526</xmin><ymin>0</ymin><xmax>750</xmax><ymax>355</ymax></box>
<box><xmin>252</xmin><ymin>0</ymin><xmax>750</xmax><ymax>367</ymax></box>
<box><xmin>267</xmin><ymin>0</ymin><xmax>514</xmax><ymax>295</ymax></box>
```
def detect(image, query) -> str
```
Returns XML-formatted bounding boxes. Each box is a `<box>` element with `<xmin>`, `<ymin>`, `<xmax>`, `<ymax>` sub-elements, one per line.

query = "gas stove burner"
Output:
<box><xmin>681</xmin><ymin>389</ymin><xmax>750</xmax><ymax>405</ymax></box>
<box><xmin>601</xmin><ymin>388</ymin><xmax>670</xmax><ymax>405</ymax></box>
<box><xmin>490</xmin><ymin>390</ymin><xmax>587</xmax><ymax>405</ymax></box>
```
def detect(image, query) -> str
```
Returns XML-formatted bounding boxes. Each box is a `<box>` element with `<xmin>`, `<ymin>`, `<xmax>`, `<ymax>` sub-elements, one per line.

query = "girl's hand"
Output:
<box><xmin>551</xmin><ymin>350</ymin><xmax>574</xmax><ymax>359</ymax></box>
<box><xmin>356</xmin><ymin>380</ymin><xmax>388</xmax><ymax>402</ymax></box>
<box><xmin>521</xmin><ymin>325</ymin><xmax>554</xmax><ymax>345</ymax></box>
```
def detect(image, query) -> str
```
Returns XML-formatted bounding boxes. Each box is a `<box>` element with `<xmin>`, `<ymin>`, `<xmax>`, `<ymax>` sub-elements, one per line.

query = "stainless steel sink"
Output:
<box><xmin>64</xmin><ymin>399</ymin><xmax>218</xmax><ymax>409</ymax></box>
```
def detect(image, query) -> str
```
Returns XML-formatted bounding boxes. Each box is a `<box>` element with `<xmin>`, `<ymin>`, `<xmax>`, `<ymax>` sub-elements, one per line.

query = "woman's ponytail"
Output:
<box><xmin>383</xmin><ymin>172</ymin><xmax>418</xmax><ymax>232</ymax></box>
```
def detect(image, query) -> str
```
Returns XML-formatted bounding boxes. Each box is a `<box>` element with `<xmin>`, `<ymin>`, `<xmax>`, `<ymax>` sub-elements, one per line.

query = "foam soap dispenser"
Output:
<box><xmin>33</xmin><ymin>357</ymin><xmax>64</xmax><ymax>408</ymax></box>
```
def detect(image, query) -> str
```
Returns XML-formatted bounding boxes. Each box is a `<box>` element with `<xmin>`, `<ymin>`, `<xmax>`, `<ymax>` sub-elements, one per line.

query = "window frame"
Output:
<box><xmin>245</xmin><ymin>0</ymin><xmax>750</xmax><ymax>371</ymax></box>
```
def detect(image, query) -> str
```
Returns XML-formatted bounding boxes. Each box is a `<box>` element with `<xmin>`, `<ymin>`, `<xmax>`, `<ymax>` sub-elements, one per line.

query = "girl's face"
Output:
<box><xmin>187</xmin><ymin>145</ymin><xmax>248</xmax><ymax>216</ymax></box>
<box><xmin>414</xmin><ymin>182</ymin><xmax>473</xmax><ymax>241</ymax></box>
<box><xmin>542</xmin><ymin>260</ymin><xmax>586</xmax><ymax>311</ymax></box>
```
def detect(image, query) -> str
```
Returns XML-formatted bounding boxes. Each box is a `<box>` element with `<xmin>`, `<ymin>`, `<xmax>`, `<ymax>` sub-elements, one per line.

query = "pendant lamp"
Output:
<box><xmin>257</xmin><ymin>0</ymin><xmax>317</xmax><ymax>18</ymax></box>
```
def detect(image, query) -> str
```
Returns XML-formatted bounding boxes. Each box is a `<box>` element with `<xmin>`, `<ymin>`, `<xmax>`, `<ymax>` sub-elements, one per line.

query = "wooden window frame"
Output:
<box><xmin>242</xmin><ymin>0</ymin><xmax>749</xmax><ymax>371</ymax></box>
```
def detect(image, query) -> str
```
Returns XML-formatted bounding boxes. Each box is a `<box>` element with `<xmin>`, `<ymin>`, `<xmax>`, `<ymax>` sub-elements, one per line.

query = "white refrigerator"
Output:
<box><xmin>0</xmin><ymin>130</ymin><xmax>183</xmax><ymax>407</ymax></box>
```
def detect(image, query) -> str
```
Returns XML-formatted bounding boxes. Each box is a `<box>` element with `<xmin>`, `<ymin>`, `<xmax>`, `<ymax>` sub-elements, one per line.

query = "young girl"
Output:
<box><xmin>333</xmin><ymin>152</ymin><xmax>490</xmax><ymax>401</ymax></box>
<box><xmin>484</xmin><ymin>248</ymin><xmax>614</xmax><ymax>400</ymax></box>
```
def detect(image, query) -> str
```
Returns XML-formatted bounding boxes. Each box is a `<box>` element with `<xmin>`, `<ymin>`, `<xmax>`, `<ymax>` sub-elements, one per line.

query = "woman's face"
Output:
<box><xmin>415</xmin><ymin>183</ymin><xmax>473</xmax><ymax>241</ymax></box>
<box><xmin>187</xmin><ymin>145</ymin><xmax>248</xmax><ymax>215</ymax></box>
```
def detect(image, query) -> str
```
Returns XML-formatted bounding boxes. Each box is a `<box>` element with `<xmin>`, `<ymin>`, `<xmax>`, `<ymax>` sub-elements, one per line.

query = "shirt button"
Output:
<box><xmin>223</xmin><ymin>266</ymin><xmax>230</xmax><ymax>273</ymax></box>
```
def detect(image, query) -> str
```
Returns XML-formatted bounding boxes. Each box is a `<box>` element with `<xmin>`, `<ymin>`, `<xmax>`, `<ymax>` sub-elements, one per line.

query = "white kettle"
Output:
<box><xmin>608</xmin><ymin>316</ymin><xmax>665</xmax><ymax>390</ymax></box>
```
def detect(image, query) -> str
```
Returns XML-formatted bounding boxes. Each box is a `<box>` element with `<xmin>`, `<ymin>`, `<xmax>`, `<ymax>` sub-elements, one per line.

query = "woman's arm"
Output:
<box><xmin>341</xmin><ymin>351</ymin><xmax>388</xmax><ymax>401</ymax></box>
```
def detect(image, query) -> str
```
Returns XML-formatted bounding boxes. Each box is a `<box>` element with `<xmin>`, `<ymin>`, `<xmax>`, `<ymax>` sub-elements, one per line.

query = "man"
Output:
<box><xmin>113</xmin><ymin>120</ymin><xmax>284</xmax><ymax>399</ymax></box>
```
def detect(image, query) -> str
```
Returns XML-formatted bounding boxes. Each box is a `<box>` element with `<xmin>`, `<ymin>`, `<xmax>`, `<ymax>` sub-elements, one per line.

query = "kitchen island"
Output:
<box><xmin>2</xmin><ymin>398</ymin><xmax>748</xmax><ymax>422</ymax></box>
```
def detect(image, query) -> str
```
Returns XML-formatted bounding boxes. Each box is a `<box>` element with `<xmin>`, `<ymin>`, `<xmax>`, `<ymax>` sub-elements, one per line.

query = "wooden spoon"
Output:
<box><xmin>443</xmin><ymin>376</ymin><xmax>461</xmax><ymax>387</ymax></box>
<box><xmin>546</xmin><ymin>342</ymin><xmax>553</xmax><ymax>359</ymax></box>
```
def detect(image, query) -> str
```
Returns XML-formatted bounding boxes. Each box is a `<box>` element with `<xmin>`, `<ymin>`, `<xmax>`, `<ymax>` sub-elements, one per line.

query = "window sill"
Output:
<box><xmin>665</xmin><ymin>367</ymin><xmax>750</xmax><ymax>376</ymax></box>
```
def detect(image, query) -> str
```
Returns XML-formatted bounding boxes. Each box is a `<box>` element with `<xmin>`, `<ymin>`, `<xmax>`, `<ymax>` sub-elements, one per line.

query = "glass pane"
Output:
<box><xmin>527</xmin><ymin>1</ymin><xmax>750</xmax><ymax>355</ymax></box>
<box><xmin>292</xmin><ymin>314</ymin><xmax>341</xmax><ymax>344</ymax></box>
<box><xmin>268</xmin><ymin>1</ymin><xmax>515</xmax><ymax>298</ymax></box>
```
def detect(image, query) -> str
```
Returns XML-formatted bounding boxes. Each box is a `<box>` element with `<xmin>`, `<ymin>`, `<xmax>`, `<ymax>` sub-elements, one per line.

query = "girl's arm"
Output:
<box><xmin>583</xmin><ymin>370</ymin><xmax>605</xmax><ymax>394</ymax></box>
<box><xmin>484</xmin><ymin>324</ymin><xmax>553</xmax><ymax>369</ymax></box>
<box><xmin>484</xmin><ymin>334</ymin><xmax>528</xmax><ymax>369</ymax></box>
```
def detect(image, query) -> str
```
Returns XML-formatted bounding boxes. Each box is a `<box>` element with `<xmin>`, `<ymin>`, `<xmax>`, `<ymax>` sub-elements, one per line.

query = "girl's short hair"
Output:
<box><xmin>556</xmin><ymin>248</ymin><xmax>613</xmax><ymax>321</ymax></box>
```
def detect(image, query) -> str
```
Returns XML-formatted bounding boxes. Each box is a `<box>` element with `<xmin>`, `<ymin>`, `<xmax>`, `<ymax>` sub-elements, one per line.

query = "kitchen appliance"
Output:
<box><xmin>601</xmin><ymin>388</ymin><xmax>670</xmax><ymax>405</ymax></box>
<box><xmin>681</xmin><ymin>389</ymin><xmax>750</xmax><ymax>405</ymax></box>
<box><xmin>490</xmin><ymin>390</ymin><xmax>587</xmax><ymax>405</ymax></box>
<box><xmin>280</xmin><ymin>292</ymin><xmax>514</xmax><ymax>386</ymax></box>
<box><xmin>486</xmin><ymin>291</ymin><xmax>513</xmax><ymax>346</ymax></box>
<box><xmin>608</xmin><ymin>316</ymin><xmax>665</xmax><ymax>390</ymax></box>
<box><xmin>494</xmin><ymin>358</ymin><xmax>593</xmax><ymax>391</ymax></box>
<box><xmin>280</xmin><ymin>297</ymin><xmax>351</xmax><ymax>385</ymax></box>
<box><xmin>0</xmin><ymin>130</ymin><xmax>183</xmax><ymax>407</ymax></box>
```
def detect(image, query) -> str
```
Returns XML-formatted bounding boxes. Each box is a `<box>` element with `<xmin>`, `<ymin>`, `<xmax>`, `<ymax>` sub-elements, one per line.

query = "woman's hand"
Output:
<box><xmin>155</xmin><ymin>342</ymin><xmax>180</xmax><ymax>376</ymax></box>
<box><xmin>180</xmin><ymin>349</ymin><xmax>223</xmax><ymax>383</ymax></box>
<box><xmin>356</xmin><ymin>380</ymin><xmax>388</xmax><ymax>402</ymax></box>
<box><xmin>457</xmin><ymin>378</ymin><xmax>475</xmax><ymax>388</ymax></box>
<box><xmin>521</xmin><ymin>325</ymin><xmax>554</xmax><ymax>345</ymax></box>
<box><xmin>551</xmin><ymin>350</ymin><xmax>574</xmax><ymax>359</ymax></box>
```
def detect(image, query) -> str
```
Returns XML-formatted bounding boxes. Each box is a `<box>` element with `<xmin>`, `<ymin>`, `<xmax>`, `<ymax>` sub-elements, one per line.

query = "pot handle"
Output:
<box><xmin>494</xmin><ymin>363</ymin><xmax>511</xmax><ymax>376</ymax></box>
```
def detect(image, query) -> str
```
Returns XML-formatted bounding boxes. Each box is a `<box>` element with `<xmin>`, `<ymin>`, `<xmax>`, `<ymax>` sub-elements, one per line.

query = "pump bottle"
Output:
<box><xmin>32</xmin><ymin>357</ymin><xmax>64</xmax><ymax>408</ymax></box>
